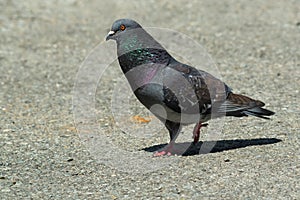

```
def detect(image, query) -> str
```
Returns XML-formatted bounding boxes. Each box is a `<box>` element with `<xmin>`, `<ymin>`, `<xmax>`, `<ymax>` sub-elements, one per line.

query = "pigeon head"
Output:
<box><xmin>106</xmin><ymin>19</ymin><xmax>142</xmax><ymax>41</ymax></box>
<box><xmin>106</xmin><ymin>18</ymin><xmax>171</xmax><ymax>74</ymax></box>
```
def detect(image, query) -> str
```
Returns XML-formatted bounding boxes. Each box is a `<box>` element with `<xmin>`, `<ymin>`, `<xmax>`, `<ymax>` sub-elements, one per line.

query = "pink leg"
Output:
<box><xmin>193</xmin><ymin>122</ymin><xmax>208</xmax><ymax>144</ymax></box>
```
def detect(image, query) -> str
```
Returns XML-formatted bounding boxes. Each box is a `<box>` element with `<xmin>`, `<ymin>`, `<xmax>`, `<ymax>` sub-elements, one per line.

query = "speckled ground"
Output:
<box><xmin>0</xmin><ymin>1</ymin><xmax>299</xmax><ymax>199</ymax></box>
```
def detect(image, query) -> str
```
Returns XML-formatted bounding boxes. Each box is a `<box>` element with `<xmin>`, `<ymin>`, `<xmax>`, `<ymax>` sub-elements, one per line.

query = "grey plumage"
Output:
<box><xmin>106</xmin><ymin>19</ymin><xmax>275</xmax><ymax>156</ymax></box>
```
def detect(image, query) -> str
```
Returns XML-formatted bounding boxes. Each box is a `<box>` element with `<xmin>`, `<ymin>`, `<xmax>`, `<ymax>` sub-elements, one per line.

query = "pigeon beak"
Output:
<box><xmin>105</xmin><ymin>30</ymin><xmax>115</xmax><ymax>41</ymax></box>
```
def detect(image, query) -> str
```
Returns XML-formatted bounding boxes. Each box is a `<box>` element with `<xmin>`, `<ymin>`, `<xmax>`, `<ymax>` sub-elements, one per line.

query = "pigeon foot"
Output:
<box><xmin>153</xmin><ymin>150</ymin><xmax>172</xmax><ymax>157</ymax></box>
<box><xmin>153</xmin><ymin>143</ymin><xmax>175</xmax><ymax>157</ymax></box>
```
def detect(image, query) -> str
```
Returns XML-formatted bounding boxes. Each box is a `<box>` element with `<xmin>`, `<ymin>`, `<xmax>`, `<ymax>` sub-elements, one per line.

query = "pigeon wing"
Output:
<box><xmin>162</xmin><ymin>61</ymin><xmax>231</xmax><ymax>115</ymax></box>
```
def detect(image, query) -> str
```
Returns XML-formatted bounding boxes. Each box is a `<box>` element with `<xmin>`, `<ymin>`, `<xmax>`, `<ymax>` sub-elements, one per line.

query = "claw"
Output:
<box><xmin>153</xmin><ymin>151</ymin><xmax>172</xmax><ymax>157</ymax></box>
<box><xmin>153</xmin><ymin>142</ymin><xmax>174</xmax><ymax>157</ymax></box>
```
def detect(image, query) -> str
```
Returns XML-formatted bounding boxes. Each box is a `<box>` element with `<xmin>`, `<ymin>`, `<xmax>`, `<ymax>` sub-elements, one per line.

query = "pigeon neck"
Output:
<box><xmin>116</xmin><ymin>30</ymin><xmax>172</xmax><ymax>74</ymax></box>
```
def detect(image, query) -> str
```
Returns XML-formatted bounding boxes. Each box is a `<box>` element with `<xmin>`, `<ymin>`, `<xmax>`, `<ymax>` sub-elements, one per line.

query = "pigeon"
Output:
<box><xmin>106</xmin><ymin>19</ymin><xmax>275</xmax><ymax>156</ymax></box>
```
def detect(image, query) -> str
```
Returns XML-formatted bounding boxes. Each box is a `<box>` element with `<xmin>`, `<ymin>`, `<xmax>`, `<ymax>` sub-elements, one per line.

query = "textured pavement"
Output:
<box><xmin>0</xmin><ymin>1</ymin><xmax>299</xmax><ymax>199</ymax></box>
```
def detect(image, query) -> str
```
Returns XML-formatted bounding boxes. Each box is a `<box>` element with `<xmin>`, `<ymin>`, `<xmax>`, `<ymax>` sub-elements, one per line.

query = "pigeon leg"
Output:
<box><xmin>153</xmin><ymin>120</ymin><xmax>181</xmax><ymax>157</ymax></box>
<box><xmin>192</xmin><ymin>122</ymin><xmax>208</xmax><ymax>144</ymax></box>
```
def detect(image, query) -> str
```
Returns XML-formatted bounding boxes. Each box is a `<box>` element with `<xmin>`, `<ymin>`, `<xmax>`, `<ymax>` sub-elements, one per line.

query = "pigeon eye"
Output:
<box><xmin>120</xmin><ymin>24</ymin><xmax>126</xmax><ymax>31</ymax></box>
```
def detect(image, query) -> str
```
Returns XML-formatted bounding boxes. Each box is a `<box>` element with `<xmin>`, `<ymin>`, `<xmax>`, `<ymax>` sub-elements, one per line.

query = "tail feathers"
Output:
<box><xmin>242</xmin><ymin>107</ymin><xmax>275</xmax><ymax>119</ymax></box>
<box><xmin>223</xmin><ymin>93</ymin><xmax>275</xmax><ymax>119</ymax></box>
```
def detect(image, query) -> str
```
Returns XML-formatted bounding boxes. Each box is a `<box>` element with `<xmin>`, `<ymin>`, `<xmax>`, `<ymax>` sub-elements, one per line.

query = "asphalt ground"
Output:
<box><xmin>0</xmin><ymin>1</ymin><xmax>299</xmax><ymax>199</ymax></box>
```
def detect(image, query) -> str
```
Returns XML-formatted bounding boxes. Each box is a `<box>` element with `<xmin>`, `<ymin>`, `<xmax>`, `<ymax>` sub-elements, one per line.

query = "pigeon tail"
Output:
<box><xmin>224</xmin><ymin>93</ymin><xmax>275</xmax><ymax>119</ymax></box>
<box><xmin>242</xmin><ymin>107</ymin><xmax>275</xmax><ymax>119</ymax></box>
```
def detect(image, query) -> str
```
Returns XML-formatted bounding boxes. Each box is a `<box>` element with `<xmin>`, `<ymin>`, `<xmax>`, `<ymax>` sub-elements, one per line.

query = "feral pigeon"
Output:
<box><xmin>106</xmin><ymin>19</ymin><xmax>274</xmax><ymax>156</ymax></box>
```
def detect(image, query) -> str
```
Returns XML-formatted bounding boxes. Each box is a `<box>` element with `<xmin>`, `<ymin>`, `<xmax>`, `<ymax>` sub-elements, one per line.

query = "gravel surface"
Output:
<box><xmin>1</xmin><ymin>0</ymin><xmax>299</xmax><ymax>199</ymax></box>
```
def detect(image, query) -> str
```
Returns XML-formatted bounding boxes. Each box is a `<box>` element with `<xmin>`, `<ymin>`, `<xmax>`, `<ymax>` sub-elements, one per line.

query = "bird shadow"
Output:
<box><xmin>142</xmin><ymin>138</ymin><xmax>282</xmax><ymax>156</ymax></box>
